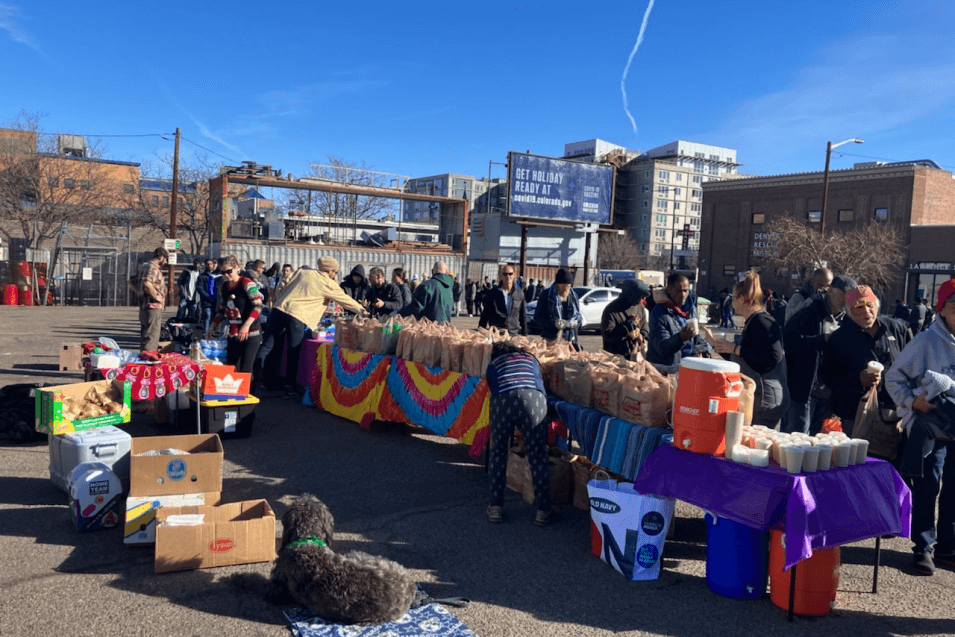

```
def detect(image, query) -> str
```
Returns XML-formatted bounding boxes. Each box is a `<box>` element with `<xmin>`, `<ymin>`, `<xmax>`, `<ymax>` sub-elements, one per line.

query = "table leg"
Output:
<box><xmin>788</xmin><ymin>562</ymin><xmax>797</xmax><ymax>622</ymax></box>
<box><xmin>873</xmin><ymin>536</ymin><xmax>881</xmax><ymax>594</ymax></box>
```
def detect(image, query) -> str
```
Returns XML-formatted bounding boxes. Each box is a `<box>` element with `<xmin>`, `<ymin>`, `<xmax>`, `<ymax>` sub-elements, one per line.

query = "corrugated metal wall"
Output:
<box><xmin>212</xmin><ymin>241</ymin><xmax>466</xmax><ymax>281</ymax></box>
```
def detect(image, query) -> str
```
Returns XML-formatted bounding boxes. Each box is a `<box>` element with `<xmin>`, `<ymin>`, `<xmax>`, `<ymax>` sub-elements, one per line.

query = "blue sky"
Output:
<box><xmin>2</xmin><ymin>1</ymin><xmax>953</xmax><ymax>182</ymax></box>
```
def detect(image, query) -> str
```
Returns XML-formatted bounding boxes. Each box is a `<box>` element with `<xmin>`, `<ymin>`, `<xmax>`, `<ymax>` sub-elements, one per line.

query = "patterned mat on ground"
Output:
<box><xmin>284</xmin><ymin>603</ymin><xmax>479</xmax><ymax>637</ymax></box>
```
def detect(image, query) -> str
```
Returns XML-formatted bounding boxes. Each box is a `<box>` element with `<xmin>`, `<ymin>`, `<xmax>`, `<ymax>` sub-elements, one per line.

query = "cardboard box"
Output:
<box><xmin>200</xmin><ymin>364</ymin><xmax>251</xmax><ymax>400</ymax></box>
<box><xmin>35</xmin><ymin>380</ymin><xmax>132</xmax><ymax>435</ymax></box>
<box><xmin>130</xmin><ymin>434</ymin><xmax>223</xmax><ymax>497</ymax></box>
<box><xmin>154</xmin><ymin>500</ymin><xmax>276</xmax><ymax>573</ymax></box>
<box><xmin>59</xmin><ymin>344</ymin><xmax>86</xmax><ymax>372</ymax></box>
<box><xmin>124</xmin><ymin>491</ymin><xmax>221</xmax><ymax>545</ymax></box>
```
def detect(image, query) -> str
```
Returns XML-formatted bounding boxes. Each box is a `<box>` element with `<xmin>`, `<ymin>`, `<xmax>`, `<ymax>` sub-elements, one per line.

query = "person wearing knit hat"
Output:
<box><xmin>533</xmin><ymin>267</ymin><xmax>582</xmax><ymax>347</ymax></box>
<box><xmin>886</xmin><ymin>278</ymin><xmax>955</xmax><ymax>575</ymax></box>
<box><xmin>819</xmin><ymin>282</ymin><xmax>910</xmax><ymax>437</ymax></box>
<box><xmin>600</xmin><ymin>279</ymin><xmax>651</xmax><ymax>359</ymax></box>
<box><xmin>782</xmin><ymin>275</ymin><xmax>853</xmax><ymax>434</ymax></box>
<box><xmin>254</xmin><ymin>255</ymin><xmax>364</xmax><ymax>394</ymax></box>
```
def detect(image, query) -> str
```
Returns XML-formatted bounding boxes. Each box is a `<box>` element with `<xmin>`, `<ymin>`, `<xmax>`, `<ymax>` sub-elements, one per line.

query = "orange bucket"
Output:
<box><xmin>769</xmin><ymin>529</ymin><xmax>840</xmax><ymax>616</ymax></box>
<box><xmin>672</xmin><ymin>357</ymin><xmax>742</xmax><ymax>455</ymax></box>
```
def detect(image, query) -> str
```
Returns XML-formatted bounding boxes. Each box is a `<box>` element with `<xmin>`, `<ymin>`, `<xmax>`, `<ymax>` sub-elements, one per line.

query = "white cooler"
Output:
<box><xmin>49</xmin><ymin>425</ymin><xmax>132</xmax><ymax>494</ymax></box>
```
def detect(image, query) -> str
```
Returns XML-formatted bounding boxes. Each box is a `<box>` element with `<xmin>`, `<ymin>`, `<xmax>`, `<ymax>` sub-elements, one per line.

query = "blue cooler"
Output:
<box><xmin>705</xmin><ymin>513</ymin><xmax>769</xmax><ymax>599</ymax></box>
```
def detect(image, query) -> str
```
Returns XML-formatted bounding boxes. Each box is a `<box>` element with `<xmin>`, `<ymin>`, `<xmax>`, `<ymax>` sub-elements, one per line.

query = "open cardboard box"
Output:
<box><xmin>35</xmin><ymin>380</ymin><xmax>132</xmax><ymax>435</ymax></box>
<box><xmin>125</xmin><ymin>491</ymin><xmax>222</xmax><ymax>545</ymax></box>
<box><xmin>130</xmin><ymin>434</ymin><xmax>223</xmax><ymax>497</ymax></box>
<box><xmin>58</xmin><ymin>344</ymin><xmax>86</xmax><ymax>372</ymax></box>
<box><xmin>154</xmin><ymin>500</ymin><xmax>276</xmax><ymax>573</ymax></box>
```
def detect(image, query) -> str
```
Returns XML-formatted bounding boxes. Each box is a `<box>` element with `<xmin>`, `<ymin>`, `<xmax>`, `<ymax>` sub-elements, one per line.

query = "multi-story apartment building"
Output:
<box><xmin>402</xmin><ymin>173</ymin><xmax>488</xmax><ymax>223</ymax></box>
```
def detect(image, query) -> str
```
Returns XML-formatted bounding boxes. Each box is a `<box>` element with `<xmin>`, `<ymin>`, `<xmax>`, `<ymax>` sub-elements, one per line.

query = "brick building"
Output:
<box><xmin>697</xmin><ymin>162</ymin><xmax>955</xmax><ymax>304</ymax></box>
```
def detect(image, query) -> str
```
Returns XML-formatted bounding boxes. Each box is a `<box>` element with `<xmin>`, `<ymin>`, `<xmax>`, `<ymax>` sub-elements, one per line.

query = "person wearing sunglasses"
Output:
<box><xmin>819</xmin><ymin>283</ymin><xmax>910</xmax><ymax>437</ymax></box>
<box><xmin>478</xmin><ymin>265</ymin><xmax>527</xmax><ymax>337</ymax></box>
<box><xmin>206</xmin><ymin>254</ymin><xmax>264</xmax><ymax>373</ymax></box>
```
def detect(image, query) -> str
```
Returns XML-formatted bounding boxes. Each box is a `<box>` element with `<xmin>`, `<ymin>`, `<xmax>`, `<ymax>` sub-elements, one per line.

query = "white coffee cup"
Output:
<box><xmin>801</xmin><ymin>446</ymin><xmax>821</xmax><ymax>472</ymax></box>
<box><xmin>749</xmin><ymin>448</ymin><xmax>770</xmax><ymax>468</ymax></box>
<box><xmin>832</xmin><ymin>442</ymin><xmax>852</xmax><ymax>468</ymax></box>
<box><xmin>784</xmin><ymin>445</ymin><xmax>805</xmax><ymax>474</ymax></box>
<box><xmin>867</xmin><ymin>361</ymin><xmax>884</xmax><ymax>373</ymax></box>
<box><xmin>725</xmin><ymin>332</ymin><xmax>736</xmax><ymax>343</ymax></box>
<box><xmin>851</xmin><ymin>439</ymin><xmax>870</xmax><ymax>464</ymax></box>
<box><xmin>732</xmin><ymin>445</ymin><xmax>751</xmax><ymax>464</ymax></box>
<box><xmin>815</xmin><ymin>444</ymin><xmax>833</xmax><ymax>470</ymax></box>
<box><xmin>686</xmin><ymin>318</ymin><xmax>699</xmax><ymax>335</ymax></box>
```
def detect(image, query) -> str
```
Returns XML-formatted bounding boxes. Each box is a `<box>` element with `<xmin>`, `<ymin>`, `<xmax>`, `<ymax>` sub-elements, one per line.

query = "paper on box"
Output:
<box><xmin>154</xmin><ymin>500</ymin><xmax>276</xmax><ymax>573</ymax></box>
<box><xmin>129</xmin><ymin>434</ymin><xmax>223</xmax><ymax>497</ymax></box>
<box><xmin>124</xmin><ymin>491</ymin><xmax>221</xmax><ymax>545</ymax></box>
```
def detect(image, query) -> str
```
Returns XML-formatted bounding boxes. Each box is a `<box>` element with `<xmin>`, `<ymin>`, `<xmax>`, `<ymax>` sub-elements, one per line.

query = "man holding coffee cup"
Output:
<box><xmin>819</xmin><ymin>283</ymin><xmax>909</xmax><ymax>437</ymax></box>
<box><xmin>647</xmin><ymin>273</ymin><xmax>712</xmax><ymax>372</ymax></box>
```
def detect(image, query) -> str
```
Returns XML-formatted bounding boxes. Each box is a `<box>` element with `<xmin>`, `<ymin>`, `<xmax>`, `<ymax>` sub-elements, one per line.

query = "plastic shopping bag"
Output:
<box><xmin>588</xmin><ymin>474</ymin><xmax>674</xmax><ymax>581</ymax></box>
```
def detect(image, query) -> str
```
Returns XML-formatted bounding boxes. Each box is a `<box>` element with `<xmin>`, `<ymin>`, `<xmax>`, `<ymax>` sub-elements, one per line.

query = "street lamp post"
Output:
<box><xmin>820</xmin><ymin>138</ymin><xmax>864</xmax><ymax>235</ymax></box>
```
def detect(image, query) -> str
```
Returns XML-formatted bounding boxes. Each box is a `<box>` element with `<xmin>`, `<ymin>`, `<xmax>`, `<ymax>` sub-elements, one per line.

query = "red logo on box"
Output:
<box><xmin>210</xmin><ymin>538</ymin><xmax>235</xmax><ymax>552</ymax></box>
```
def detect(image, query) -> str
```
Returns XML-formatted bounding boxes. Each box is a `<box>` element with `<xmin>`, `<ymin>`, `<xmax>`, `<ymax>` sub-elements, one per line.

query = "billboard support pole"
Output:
<box><xmin>583</xmin><ymin>227</ymin><xmax>592</xmax><ymax>286</ymax></box>
<box><xmin>519</xmin><ymin>224</ymin><xmax>529</xmax><ymax>279</ymax></box>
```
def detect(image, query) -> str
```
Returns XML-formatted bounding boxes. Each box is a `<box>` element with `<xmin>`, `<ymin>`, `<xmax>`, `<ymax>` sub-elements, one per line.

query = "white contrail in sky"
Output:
<box><xmin>621</xmin><ymin>0</ymin><xmax>656</xmax><ymax>134</ymax></box>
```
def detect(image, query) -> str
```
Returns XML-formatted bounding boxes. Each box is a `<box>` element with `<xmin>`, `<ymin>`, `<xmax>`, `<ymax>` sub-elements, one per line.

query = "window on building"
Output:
<box><xmin>656</xmin><ymin>199</ymin><xmax>668</xmax><ymax>209</ymax></box>
<box><xmin>64</xmin><ymin>178</ymin><xmax>75</xmax><ymax>189</ymax></box>
<box><xmin>753</xmin><ymin>213</ymin><xmax>765</xmax><ymax>224</ymax></box>
<box><xmin>674</xmin><ymin>187</ymin><xmax>682</xmax><ymax>196</ymax></box>
<box><xmin>655</xmin><ymin>229</ymin><xmax>667</xmax><ymax>238</ymax></box>
<box><xmin>642</xmin><ymin>199</ymin><xmax>649</xmax><ymax>208</ymax></box>
<box><xmin>695</xmin><ymin>152</ymin><xmax>704</xmax><ymax>158</ymax></box>
<box><xmin>673</xmin><ymin>202</ymin><xmax>681</xmax><ymax>210</ymax></box>
<box><xmin>658</xmin><ymin>170</ymin><xmax>670</xmax><ymax>181</ymax></box>
<box><xmin>675</xmin><ymin>173</ymin><xmax>683</xmax><ymax>181</ymax></box>
<box><xmin>808</xmin><ymin>210</ymin><xmax>821</xmax><ymax>223</ymax></box>
<box><xmin>691</xmin><ymin>203</ymin><xmax>702</xmax><ymax>212</ymax></box>
<box><xmin>80</xmin><ymin>180</ymin><xmax>91</xmax><ymax>190</ymax></box>
<box><xmin>640</xmin><ymin>243</ymin><xmax>647</xmax><ymax>251</ymax></box>
<box><xmin>48</xmin><ymin>177</ymin><xmax>59</xmax><ymax>188</ymax></box>
<box><xmin>161</xmin><ymin>196</ymin><xmax>170</xmax><ymax>206</ymax></box>
<box><xmin>694</xmin><ymin>163</ymin><xmax>704</xmax><ymax>174</ymax></box>
<box><xmin>656</xmin><ymin>214</ymin><xmax>667</xmax><ymax>224</ymax></box>
<box><xmin>874</xmin><ymin>207</ymin><xmax>889</xmax><ymax>221</ymax></box>
<box><xmin>641</xmin><ymin>214</ymin><xmax>648</xmax><ymax>223</ymax></box>
<box><xmin>692</xmin><ymin>175</ymin><xmax>702</xmax><ymax>184</ymax></box>
<box><xmin>692</xmin><ymin>189</ymin><xmax>702</xmax><ymax>198</ymax></box>
<box><xmin>641</xmin><ymin>185</ymin><xmax>650</xmax><ymax>193</ymax></box>
<box><xmin>123</xmin><ymin>183</ymin><xmax>134</xmax><ymax>194</ymax></box>
<box><xmin>644</xmin><ymin>170</ymin><xmax>650</xmax><ymax>178</ymax></box>
<box><xmin>640</xmin><ymin>229</ymin><xmax>648</xmax><ymax>238</ymax></box>
<box><xmin>838</xmin><ymin>209</ymin><xmax>854</xmax><ymax>222</ymax></box>
<box><xmin>151</xmin><ymin>195</ymin><xmax>159</xmax><ymax>206</ymax></box>
<box><xmin>657</xmin><ymin>185</ymin><xmax>668</xmax><ymax>194</ymax></box>
<box><xmin>691</xmin><ymin>218</ymin><xmax>700</xmax><ymax>228</ymax></box>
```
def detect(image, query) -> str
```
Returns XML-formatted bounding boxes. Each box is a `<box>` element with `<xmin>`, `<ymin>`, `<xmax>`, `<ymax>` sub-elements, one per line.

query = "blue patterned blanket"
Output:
<box><xmin>284</xmin><ymin>603</ymin><xmax>478</xmax><ymax>637</ymax></box>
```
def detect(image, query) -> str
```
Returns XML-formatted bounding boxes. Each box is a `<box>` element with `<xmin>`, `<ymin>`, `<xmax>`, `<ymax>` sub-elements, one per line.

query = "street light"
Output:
<box><xmin>820</xmin><ymin>138</ymin><xmax>864</xmax><ymax>234</ymax></box>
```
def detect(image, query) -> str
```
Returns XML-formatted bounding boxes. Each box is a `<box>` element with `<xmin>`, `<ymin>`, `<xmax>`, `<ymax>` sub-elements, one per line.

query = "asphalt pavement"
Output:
<box><xmin>1</xmin><ymin>306</ymin><xmax>953</xmax><ymax>637</ymax></box>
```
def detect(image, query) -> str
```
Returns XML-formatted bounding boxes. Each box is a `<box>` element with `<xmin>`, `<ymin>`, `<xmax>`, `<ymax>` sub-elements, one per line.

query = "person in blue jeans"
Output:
<box><xmin>485</xmin><ymin>341</ymin><xmax>556</xmax><ymax>527</ymax></box>
<box><xmin>886</xmin><ymin>278</ymin><xmax>955</xmax><ymax>576</ymax></box>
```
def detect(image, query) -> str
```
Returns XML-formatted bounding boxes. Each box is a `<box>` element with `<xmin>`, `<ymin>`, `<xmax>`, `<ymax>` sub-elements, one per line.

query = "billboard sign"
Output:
<box><xmin>507</xmin><ymin>153</ymin><xmax>614</xmax><ymax>225</ymax></box>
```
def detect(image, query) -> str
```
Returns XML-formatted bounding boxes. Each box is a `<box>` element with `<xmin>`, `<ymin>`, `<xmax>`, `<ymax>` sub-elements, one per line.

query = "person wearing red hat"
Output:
<box><xmin>887</xmin><ymin>278</ymin><xmax>955</xmax><ymax>575</ymax></box>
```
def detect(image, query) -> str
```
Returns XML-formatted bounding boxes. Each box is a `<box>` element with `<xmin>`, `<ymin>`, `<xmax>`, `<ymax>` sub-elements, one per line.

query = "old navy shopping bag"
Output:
<box><xmin>588</xmin><ymin>476</ymin><xmax>674</xmax><ymax>581</ymax></box>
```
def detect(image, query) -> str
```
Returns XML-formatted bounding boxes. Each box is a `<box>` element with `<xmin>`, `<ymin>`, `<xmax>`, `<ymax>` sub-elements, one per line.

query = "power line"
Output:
<box><xmin>180</xmin><ymin>135</ymin><xmax>241</xmax><ymax>164</ymax></box>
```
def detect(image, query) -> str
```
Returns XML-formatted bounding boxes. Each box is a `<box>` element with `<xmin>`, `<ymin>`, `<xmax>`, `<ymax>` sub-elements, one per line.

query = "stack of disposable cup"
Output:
<box><xmin>815</xmin><ymin>444</ymin><xmax>833</xmax><ymax>470</ymax></box>
<box><xmin>832</xmin><ymin>441</ymin><xmax>852</xmax><ymax>468</ymax></box>
<box><xmin>725</xmin><ymin>411</ymin><xmax>745</xmax><ymax>456</ymax></box>
<box><xmin>732</xmin><ymin>445</ymin><xmax>751</xmax><ymax>464</ymax></box>
<box><xmin>749</xmin><ymin>448</ymin><xmax>770</xmax><ymax>467</ymax></box>
<box><xmin>802</xmin><ymin>446</ymin><xmax>821</xmax><ymax>472</ymax></box>
<box><xmin>784</xmin><ymin>445</ymin><xmax>805</xmax><ymax>474</ymax></box>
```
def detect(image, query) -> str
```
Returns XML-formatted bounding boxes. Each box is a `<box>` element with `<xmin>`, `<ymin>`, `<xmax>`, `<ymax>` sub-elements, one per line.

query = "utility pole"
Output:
<box><xmin>168</xmin><ymin>127</ymin><xmax>180</xmax><ymax>303</ymax></box>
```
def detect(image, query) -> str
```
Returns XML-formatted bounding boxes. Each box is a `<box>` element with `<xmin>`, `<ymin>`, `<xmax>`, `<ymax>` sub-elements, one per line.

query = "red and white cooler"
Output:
<box><xmin>672</xmin><ymin>357</ymin><xmax>743</xmax><ymax>455</ymax></box>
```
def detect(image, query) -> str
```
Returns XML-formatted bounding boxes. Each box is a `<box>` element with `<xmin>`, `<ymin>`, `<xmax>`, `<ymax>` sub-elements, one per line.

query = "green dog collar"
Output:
<box><xmin>286</xmin><ymin>535</ymin><xmax>327</xmax><ymax>549</ymax></box>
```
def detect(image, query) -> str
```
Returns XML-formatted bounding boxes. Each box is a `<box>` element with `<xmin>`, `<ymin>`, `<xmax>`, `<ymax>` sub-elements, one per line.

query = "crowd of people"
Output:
<box><xmin>138</xmin><ymin>248</ymin><xmax>953</xmax><ymax>573</ymax></box>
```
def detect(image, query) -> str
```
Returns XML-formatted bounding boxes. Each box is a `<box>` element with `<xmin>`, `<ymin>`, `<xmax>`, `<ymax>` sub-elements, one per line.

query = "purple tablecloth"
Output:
<box><xmin>633</xmin><ymin>443</ymin><xmax>912</xmax><ymax>570</ymax></box>
<box><xmin>297</xmin><ymin>337</ymin><xmax>332</xmax><ymax>387</ymax></box>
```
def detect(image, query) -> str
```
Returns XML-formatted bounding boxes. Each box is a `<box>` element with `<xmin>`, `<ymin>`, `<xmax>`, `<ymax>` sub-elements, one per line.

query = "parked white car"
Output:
<box><xmin>525</xmin><ymin>286</ymin><xmax>622</xmax><ymax>333</ymax></box>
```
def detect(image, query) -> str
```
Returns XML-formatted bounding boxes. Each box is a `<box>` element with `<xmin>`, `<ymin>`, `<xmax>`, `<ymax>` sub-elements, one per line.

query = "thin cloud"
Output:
<box><xmin>714</xmin><ymin>34</ymin><xmax>955</xmax><ymax>172</ymax></box>
<box><xmin>0</xmin><ymin>2</ymin><xmax>49</xmax><ymax>61</ymax></box>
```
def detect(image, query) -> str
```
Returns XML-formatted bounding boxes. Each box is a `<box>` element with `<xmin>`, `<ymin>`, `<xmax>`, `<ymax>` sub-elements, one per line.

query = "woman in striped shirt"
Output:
<box><xmin>485</xmin><ymin>341</ymin><xmax>556</xmax><ymax>527</ymax></box>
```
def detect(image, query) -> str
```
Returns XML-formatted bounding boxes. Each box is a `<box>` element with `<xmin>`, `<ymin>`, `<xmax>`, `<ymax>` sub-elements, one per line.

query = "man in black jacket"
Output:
<box><xmin>479</xmin><ymin>265</ymin><xmax>526</xmax><ymax>336</ymax></box>
<box><xmin>601</xmin><ymin>279</ymin><xmax>650</xmax><ymax>359</ymax></box>
<box><xmin>362</xmin><ymin>267</ymin><xmax>403</xmax><ymax>319</ymax></box>
<box><xmin>909</xmin><ymin>298</ymin><xmax>928</xmax><ymax>334</ymax></box>
<box><xmin>340</xmin><ymin>264</ymin><xmax>369</xmax><ymax>303</ymax></box>
<box><xmin>524</xmin><ymin>278</ymin><xmax>537</xmax><ymax>304</ymax></box>
<box><xmin>819</xmin><ymin>284</ymin><xmax>910</xmax><ymax>436</ymax></box>
<box><xmin>783</xmin><ymin>276</ymin><xmax>852</xmax><ymax>434</ymax></box>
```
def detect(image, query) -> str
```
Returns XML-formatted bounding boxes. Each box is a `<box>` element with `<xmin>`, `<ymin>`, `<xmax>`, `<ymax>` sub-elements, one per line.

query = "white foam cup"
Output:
<box><xmin>815</xmin><ymin>444</ymin><xmax>833</xmax><ymax>470</ymax></box>
<box><xmin>732</xmin><ymin>445</ymin><xmax>751</xmax><ymax>464</ymax></box>
<box><xmin>832</xmin><ymin>442</ymin><xmax>852</xmax><ymax>468</ymax></box>
<box><xmin>749</xmin><ymin>448</ymin><xmax>770</xmax><ymax>468</ymax></box>
<box><xmin>725</xmin><ymin>411</ymin><xmax>745</xmax><ymax>452</ymax></box>
<box><xmin>784</xmin><ymin>445</ymin><xmax>805</xmax><ymax>474</ymax></box>
<box><xmin>867</xmin><ymin>361</ymin><xmax>884</xmax><ymax>373</ymax></box>
<box><xmin>852</xmin><ymin>439</ymin><xmax>870</xmax><ymax>464</ymax></box>
<box><xmin>801</xmin><ymin>446</ymin><xmax>821</xmax><ymax>472</ymax></box>
<box><xmin>686</xmin><ymin>318</ymin><xmax>699</xmax><ymax>335</ymax></box>
<box><xmin>755</xmin><ymin>437</ymin><xmax>774</xmax><ymax>451</ymax></box>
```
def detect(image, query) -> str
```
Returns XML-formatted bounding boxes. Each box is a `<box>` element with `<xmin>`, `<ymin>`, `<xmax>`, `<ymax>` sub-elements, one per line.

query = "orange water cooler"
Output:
<box><xmin>672</xmin><ymin>357</ymin><xmax>743</xmax><ymax>455</ymax></box>
<box><xmin>2</xmin><ymin>284</ymin><xmax>17</xmax><ymax>306</ymax></box>
<box><xmin>769</xmin><ymin>530</ymin><xmax>840</xmax><ymax>616</ymax></box>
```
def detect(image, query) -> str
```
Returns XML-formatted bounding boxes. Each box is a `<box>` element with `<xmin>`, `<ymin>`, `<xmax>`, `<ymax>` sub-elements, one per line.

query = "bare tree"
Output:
<box><xmin>305</xmin><ymin>155</ymin><xmax>396</xmax><ymax>221</ymax></box>
<box><xmin>0</xmin><ymin>111</ymin><xmax>124</xmax><ymax>250</ymax></box>
<box><xmin>762</xmin><ymin>215</ymin><xmax>904</xmax><ymax>293</ymax></box>
<box><xmin>124</xmin><ymin>154</ymin><xmax>223</xmax><ymax>255</ymax></box>
<box><xmin>597</xmin><ymin>232</ymin><xmax>642</xmax><ymax>271</ymax></box>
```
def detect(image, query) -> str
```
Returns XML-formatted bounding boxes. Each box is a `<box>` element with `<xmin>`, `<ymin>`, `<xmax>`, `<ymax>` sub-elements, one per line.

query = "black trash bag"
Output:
<box><xmin>0</xmin><ymin>383</ymin><xmax>51</xmax><ymax>443</ymax></box>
